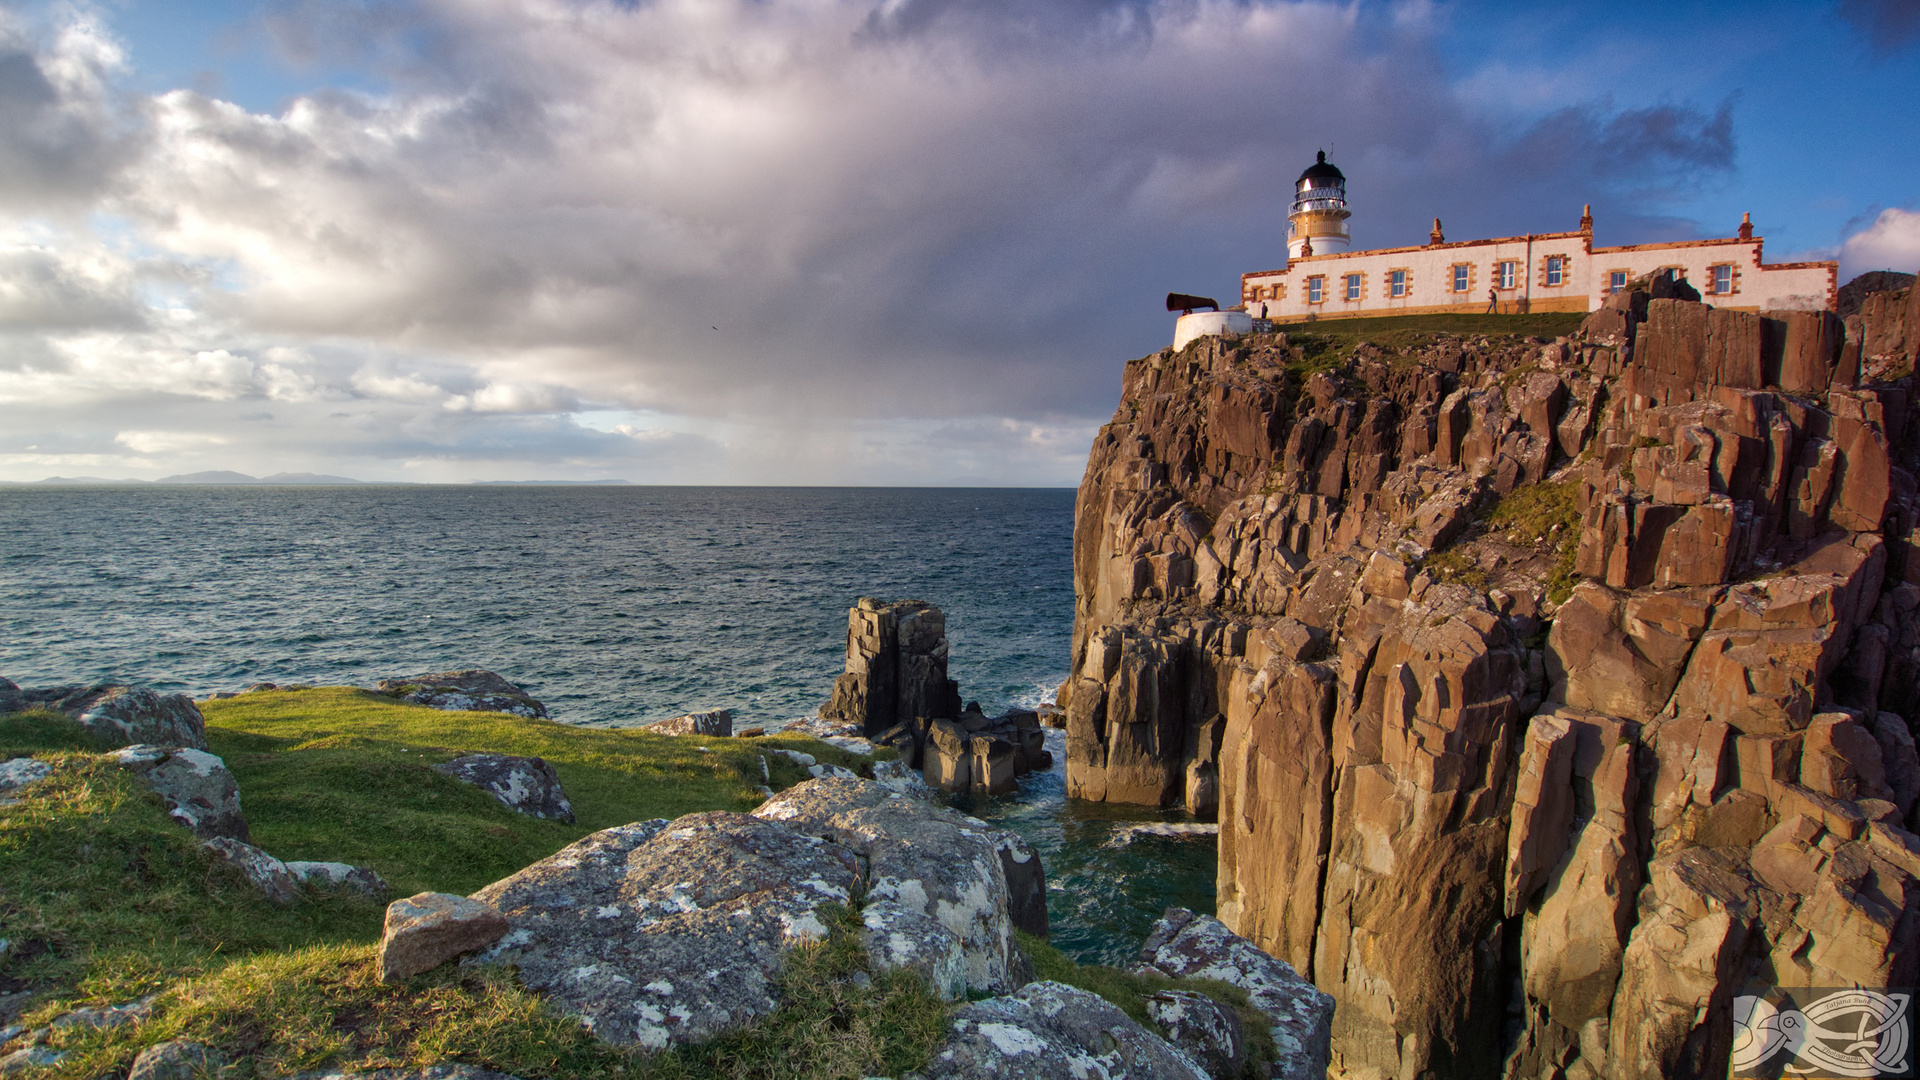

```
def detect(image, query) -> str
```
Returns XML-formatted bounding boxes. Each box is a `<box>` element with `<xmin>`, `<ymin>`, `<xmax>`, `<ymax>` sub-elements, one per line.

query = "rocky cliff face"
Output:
<box><xmin>1063</xmin><ymin>277</ymin><xmax>1920</xmax><ymax>1078</ymax></box>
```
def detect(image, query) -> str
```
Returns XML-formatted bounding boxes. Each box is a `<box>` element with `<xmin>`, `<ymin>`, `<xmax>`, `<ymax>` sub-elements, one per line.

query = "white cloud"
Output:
<box><xmin>1842</xmin><ymin>208</ymin><xmax>1920</xmax><ymax>280</ymax></box>
<box><xmin>114</xmin><ymin>429</ymin><xmax>229</xmax><ymax>454</ymax></box>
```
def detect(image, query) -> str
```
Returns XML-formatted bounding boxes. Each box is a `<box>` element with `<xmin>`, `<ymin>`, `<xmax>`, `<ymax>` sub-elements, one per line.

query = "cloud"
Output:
<box><xmin>0</xmin><ymin>7</ymin><xmax>142</xmax><ymax>211</ymax></box>
<box><xmin>0</xmin><ymin>0</ymin><xmax>1789</xmax><ymax>482</ymax></box>
<box><xmin>1841</xmin><ymin>207</ymin><xmax>1920</xmax><ymax>280</ymax></box>
<box><xmin>1839</xmin><ymin>0</ymin><xmax>1920</xmax><ymax>54</ymax></box>
<box><xmin>115</xmin><ymin>429</ymin><xmax>229</xmax><ymax>454</ymax></box>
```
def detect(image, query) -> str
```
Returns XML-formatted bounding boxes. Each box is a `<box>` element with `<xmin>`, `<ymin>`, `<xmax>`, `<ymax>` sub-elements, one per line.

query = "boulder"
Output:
<box><xmin>1145</xmin><ymin>989</ymin><xmax>1245</xmax><ymax>1080</ymax></box>
<box><xmin>756</xmin><ymin>778</ymin><xmax>1027</xmax><ymax>989</ymax></box>
<box><xmin>109</xmin><ymin>744</ymin><xmax>248</xmax><ymax>841</ymax></box>
<box><xmin>201</xmin><ymin>837</ymin><xmax>297</xmax><ymax>903</ymax></box>
<box><xmin>911</xmin><ymin>981</ymin><xmax>1208</xmax><ymax>1080</ymax></box>
<box><xmin>431</xmin><ymin>753</ymin><xmax>575</xmax><ymax>822</ymax></box>
<box><xmin>645</xmin><ymin>709</ymin><xmax>733</xmax><ymax>737</ymax></box>
<box><xmin>18</xmin><ymin>685</ymin><xmax>208</xmax><ymax>749</ymax></box>
<box><xmin>377</xmin><ymin>892</ymin><xmax>510</xmax><ymax>983</ymax></box>
<box><xmin>859</xmin><ymin>900</ymin><xmax>968</xmax><ymax>1000</ymax></box>
<box><xmin>127</xmin><ymin>1041</ymin><xmax>221</xmax><ymax>1080</ymax></box>
<box><xmin>0</xmin><ymin>758</ymin><xmax>53</xmax><ymax>804</ymax></box>
<box><xmin>1136</xmin><ymin>908</ymin><xmax>1333</xmax><ymax>1080</ymax></box>
<box><xmin>0</xmin><ymin>678</ymin><xmax>20</xmax><ymax>715</ymax></box>
<box><xmin>375</xmin><ymin>671</ymin><xmax>548</xmax><ymax>718</ymax></box>
<box><xmin>470</xmin><ymin>814</ymin><xmax>859</xmax><ymax>1047</ymax></box>
<box><xmin>286</xmin><ymin>860</ymin><xmax>390</xmax><ymax>896</ymax></box>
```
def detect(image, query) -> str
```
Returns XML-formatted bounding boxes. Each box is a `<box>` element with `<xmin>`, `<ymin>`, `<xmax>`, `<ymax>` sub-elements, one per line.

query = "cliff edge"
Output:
<box><xmin>1062</xmin><ymin>277</ymin><xmax>1920</xmax><ymax>1079</ymax></box>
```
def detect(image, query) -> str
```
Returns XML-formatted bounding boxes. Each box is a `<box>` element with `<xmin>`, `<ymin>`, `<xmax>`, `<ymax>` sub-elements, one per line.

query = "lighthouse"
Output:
<box><xmin>1287</xmin><ymin>150</ymin><xmax>1351</xmax><ymax>260</ymax></box>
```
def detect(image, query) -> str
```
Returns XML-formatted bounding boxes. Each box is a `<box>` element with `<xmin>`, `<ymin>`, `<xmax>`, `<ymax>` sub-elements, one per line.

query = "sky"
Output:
<box><xmin>0</xmin><ymin>0</ymin><xmax>1915</xmax><ymax>486</ymax></box>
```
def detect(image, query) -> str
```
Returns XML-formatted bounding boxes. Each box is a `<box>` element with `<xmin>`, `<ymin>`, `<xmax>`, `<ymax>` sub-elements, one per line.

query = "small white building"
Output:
<box><xmin>1238</xmin><ymin>154</ymin><xmax>1837</xmax><ymax>324</ymax></box>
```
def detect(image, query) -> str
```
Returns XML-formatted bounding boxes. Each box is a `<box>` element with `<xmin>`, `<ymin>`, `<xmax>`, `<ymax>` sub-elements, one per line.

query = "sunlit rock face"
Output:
<box><xmin>1065</xmin><ymin>285</ymin><xmax>1920</xmax><ymax>1077</ymax></box>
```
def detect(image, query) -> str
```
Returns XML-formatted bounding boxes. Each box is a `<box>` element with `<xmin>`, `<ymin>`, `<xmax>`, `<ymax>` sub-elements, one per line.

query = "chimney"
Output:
<box><xmin>1429</xmin><ymin>218</ymin><xmax>1445</xmax><ymax>246</ymax></box>
<box><xmin>1738</xmin><ymin>212</ymin><xmax>1754</xmax><ymax>240</ymax></box>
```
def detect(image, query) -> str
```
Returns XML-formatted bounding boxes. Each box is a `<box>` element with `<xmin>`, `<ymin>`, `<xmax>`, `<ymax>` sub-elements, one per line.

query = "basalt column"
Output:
<box><xmin>819</xmin><ymin>598</ymin><xmax>962</xmax><ymax>738</ymax></box>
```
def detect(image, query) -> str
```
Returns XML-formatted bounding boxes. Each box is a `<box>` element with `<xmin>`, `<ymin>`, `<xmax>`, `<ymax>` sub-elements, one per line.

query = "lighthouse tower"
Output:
<box><xmin>1287</xmin><ymin>150</ymin><xmax>1351</xmax><ymax>260</ymax></box>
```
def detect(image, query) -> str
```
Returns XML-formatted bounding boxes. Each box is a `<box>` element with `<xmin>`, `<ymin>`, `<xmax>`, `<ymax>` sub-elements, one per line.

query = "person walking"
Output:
<box><xmin>1485</xmin><ymin>287</ymin><xmax>1498</xmax><ymax>315</ymax></box>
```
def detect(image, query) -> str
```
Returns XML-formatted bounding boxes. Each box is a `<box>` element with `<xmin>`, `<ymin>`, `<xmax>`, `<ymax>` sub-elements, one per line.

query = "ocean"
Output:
<box><xmin>0</xmin><ymin>484</ymin><xmax>1213</xmax><ymax>963</ymax></box>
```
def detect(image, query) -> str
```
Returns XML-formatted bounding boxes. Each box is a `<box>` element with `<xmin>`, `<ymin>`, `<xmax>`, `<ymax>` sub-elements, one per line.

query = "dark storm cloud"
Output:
<box><xmin>1839</xmin><ymin>0</ymin><xmax>1920</xmax><ymax>53</ymax></box>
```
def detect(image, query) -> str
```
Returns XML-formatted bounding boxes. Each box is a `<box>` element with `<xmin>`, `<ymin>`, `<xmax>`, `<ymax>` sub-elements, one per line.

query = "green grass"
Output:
<box><xmin>200</xmin><ymin>688</ymin><xmax>864</xmax><ymax>896</ymax></box>
<box><xmin>1239</xmin><ymin>310</ymin><xmax>1587</xmax><ymax>387</ymax></box>
<box><xmin>1485</xmin><ymin>481</ymin><xmax>1582</xmax><ymax>604</ymax></box>
<box><xmin>1276</xmin><ymin>311</ymin><xmax>1587</xmax><ymax>344</ymax></box>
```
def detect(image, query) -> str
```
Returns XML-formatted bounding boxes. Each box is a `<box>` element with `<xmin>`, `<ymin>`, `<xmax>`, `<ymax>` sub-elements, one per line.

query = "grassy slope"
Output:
<box><xmin>198</xmin><ymin>687</ymin><xmax>866</xmax><ymax>896</ymax></box>
<box><xmin>3</xmin><ymin>692</ymin><xmax>1253</xmax><ymax>1079</ymax></box>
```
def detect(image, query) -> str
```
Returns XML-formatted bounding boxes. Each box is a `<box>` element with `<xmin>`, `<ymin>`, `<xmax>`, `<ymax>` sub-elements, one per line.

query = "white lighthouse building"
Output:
<box><xmin>1287</xmin><ymin>151</ymin><xmax>1351</xmax><ymax>260</ymax></box>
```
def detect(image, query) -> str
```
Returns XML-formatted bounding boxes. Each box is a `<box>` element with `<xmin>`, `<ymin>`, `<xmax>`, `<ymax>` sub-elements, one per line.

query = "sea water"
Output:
<box><xmin>0</xmin><ymin>485</ymin><xmax>1213</xmax><ymax>963</ymax></box>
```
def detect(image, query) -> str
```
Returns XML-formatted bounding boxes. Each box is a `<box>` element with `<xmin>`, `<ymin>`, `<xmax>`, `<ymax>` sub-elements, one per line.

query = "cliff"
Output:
<box><xmin>1062</xmin><ymin>277</ymin><xmax>1920</xmax><ymax>1079</ymax></box>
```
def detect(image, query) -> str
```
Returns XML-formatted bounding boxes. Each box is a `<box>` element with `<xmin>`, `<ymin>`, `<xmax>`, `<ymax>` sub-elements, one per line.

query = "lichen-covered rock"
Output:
<box><xmin>910</xmin><ymin>981</ymin><xmax>1208</xmax><ymax>1080</ymax></box>
<box><xmin>470</xmin><ymin>813</ymin><xmax>856</xmax><ymax>1047</ymax></box>
<box><xmin>286</xmin><ymin>860</ymin><xmax>389</xmax><ymax>896</ymax></box>
<box><xmin>431</xmin><ymin>753</ymin><xmax>574</xmax><ymax>822</ymax></box>
<box><xmin>755</xmin><ymin>778</ymin><xmax>1027</xmax><ymax>988</ymax></box>
<box><xmin>126</xmin><ymin>1040</ymin><xmax>221</xmax><ymax>1080</ymax></box>
<box><xmin>1136</xmin><ymin>908</ymin><xmax>1332</xmax><ymax>1080</ymax></box>
<box><xmin>378</xmin><ymin>892</ymin><xmax>510</xmax><ymax>983</ymax></box>
<box><xmin>1144</xmin><ymin>989</ymin><xmax>1245</xmax><ymax>1080</ymax></box>
<box><xmin>18</xmin><ymin>685</ymin><xmax>208</xmax><ymax>749</ymax></box>
<box><xmin>860</xmin><ymin>899</ymin><xmax>968</xmax><ymax>1000</ymax></box>
<box><xmin>109</xmin><ymin>744</ymin><xmax>249</xmax><ymax>841</ymax></box>
<box><xmin>645</xmin><ymin>709</ymin><xmax>732</xmax><ymax>737</ymax></box>
<box><xmin>376</xmin><ymin>670</ymin><xmax>548</xmax><ymax>718</ymax></box>
<box><xmin>0</xmin><ymin>758</ymin><xmax>53</xmax><ymax>804</ymax></box>
<box><xmin>202</xmin><ymin>837</ymin><xmax>297</xmax><ymax>902</ymax></box>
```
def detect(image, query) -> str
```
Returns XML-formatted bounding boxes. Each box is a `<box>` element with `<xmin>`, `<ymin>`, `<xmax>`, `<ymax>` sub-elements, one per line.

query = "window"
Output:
<box><xmin>1497</xmin><ymin>261</ymin><xmax>1516</xmax><ymax>290</ymax></box>
<box><xmin>1344</xmin><ymin>274</ymin><xmax>1362</xmax><ymax>301</ymax></box>
<box><xmin>1452</xmin><ymin>265</ymin><xmax>1470</xmax><ymax>293</ymax></box>
<box><xmin>1545</xmin><ymin>255</ymin><xmax>1566</xmax><ymax>287</ymax></box>
<box><xmin>1307</xmin><ymin>276</ymin><xmax>1325</xmax><ymax>304</ymax></box>
<box><xmin>1609</xmin><ymin>271</ymin><xmax>1627</xmax><ymax>294</ymax></box>
<box><xmin>1388</xmin><ymin>269</ymin><xmax>1408</xmax><ymax>297</ymax></box>
<box><xmin>1711</xmin><ymin>264</ymin><xmax>1734</xmax><ymax>295</ymax></box>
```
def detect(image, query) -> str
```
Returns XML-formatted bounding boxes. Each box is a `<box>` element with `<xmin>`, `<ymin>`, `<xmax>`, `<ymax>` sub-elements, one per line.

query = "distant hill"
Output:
<box><xmin>153</xmin><ymin>471</ymin><xmax>371</xmax><ymax>485</ymax></box>
<box><xmin>7</xmin><ymin>476</ymin><xmax>148</xmax><ymax>485</ymax></box>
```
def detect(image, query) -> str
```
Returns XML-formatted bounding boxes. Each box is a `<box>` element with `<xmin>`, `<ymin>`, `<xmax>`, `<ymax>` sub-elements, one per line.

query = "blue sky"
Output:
<box><xmin>0</xmin><ymin>0</ymin><xmax>1914</xmax><ymax>484</ymax></box>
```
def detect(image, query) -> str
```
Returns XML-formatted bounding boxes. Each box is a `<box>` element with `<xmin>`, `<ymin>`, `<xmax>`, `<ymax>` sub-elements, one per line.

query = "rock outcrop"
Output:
<box><xmin>911</xmin><ymin>981</ymin><xmax>1209</xmax><ymax>1079</ymax></box>
<box><xmin>10</xmin><ymin>685</ymin><xmax>208</xmax><ymax>749</ymax></box>
<box><xmin>819</xmin><ymin>600</ymin><xmax>1051</xmax><ymax>795</ymax></box>
<box><xmin>819</xmin><ymin>598</ymin><xmax>963</xmax><ymax>737</ymax></box>
<box><xmin>109</xmin><ymin>744</ymin><xmax>249</xmax><ymax>841</ymax></box>
<box><xmin>1065</xmin><ymin>280</ymin><xmax>1920</xmax><ymax>1078</ymax></box>
<box><xmin>431</xmin><ymin>753</ymin><xmax>575</xmax><ymax>822</ymax></box>
<box><xmin>466</xmin><ymin>777</ymin><xmax>1044</xmax><ymax>1049</ymax></box>
<box><xmin>644</xmin><ymin>709</ymin><xmax>733</xmax><ymax>737</ymax></box>
<box><xmin>376</xmin><ymin>671</ymin><xmax>548</xmax><ymax>718</ymax></box>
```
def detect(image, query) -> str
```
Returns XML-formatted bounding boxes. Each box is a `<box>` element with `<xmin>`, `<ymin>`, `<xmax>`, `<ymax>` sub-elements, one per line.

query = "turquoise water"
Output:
<box><xmin>0</xmin><ymin>485</ymin><xmax>1212</xmax><ymax>963</ymax></box>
